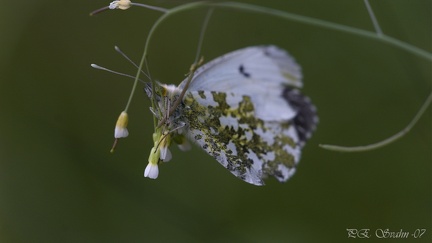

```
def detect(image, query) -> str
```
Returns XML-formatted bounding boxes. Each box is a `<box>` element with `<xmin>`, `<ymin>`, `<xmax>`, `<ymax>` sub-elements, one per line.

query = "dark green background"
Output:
<box><xmin>1</xmin><ymin>0</ymin><xmax>430</xmax><ymax>242</ymax></box>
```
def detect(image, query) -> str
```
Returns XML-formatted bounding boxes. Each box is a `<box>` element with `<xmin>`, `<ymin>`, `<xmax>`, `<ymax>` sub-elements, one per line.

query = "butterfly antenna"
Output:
<box><xmin>114</xmin><ymin>46</ymin><xmax>152</xmax><ymax>80</ymax></box>
<box><xmin>91</xmin><ymin>64</ymin><xmax>146</xmax><ymax>83</ymax></box>
<box><xmin>114</xmin><ymin>46</ymin><xmax>157</xmax><ymax>125</ymax></box>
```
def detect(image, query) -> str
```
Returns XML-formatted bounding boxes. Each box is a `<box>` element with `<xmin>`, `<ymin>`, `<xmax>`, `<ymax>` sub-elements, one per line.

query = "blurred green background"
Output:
<box><xmin>1</xmin><ymin>0</ymin><xmax>430</xmax><ymax>242</ymax></box>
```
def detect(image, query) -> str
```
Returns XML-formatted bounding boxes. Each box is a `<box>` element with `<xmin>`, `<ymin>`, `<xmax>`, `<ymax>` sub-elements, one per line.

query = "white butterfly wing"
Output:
<box><xmin>178</xmin><ymin>46</ymin><xmax>303</xmax><ymax>121</ymax></box>
<box><xmin>176</xmin><ymin>46</ymin><xmax>317</xmax><ymax>185</ymax></box>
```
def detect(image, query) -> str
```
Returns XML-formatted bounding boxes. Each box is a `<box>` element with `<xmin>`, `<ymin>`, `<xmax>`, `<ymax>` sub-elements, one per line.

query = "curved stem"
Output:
<box><xmin>131</xmin><ymin>2</ymin><xmax>168</xmax><ymax>13</ymax></box>
<box><xmin>320</xmin><ymin>92</ymin><xmax>432</xmax><ymax>152</ymax></box>
<box><xmin>211</xmin><ymin>2</ymin><xmax>432</xmax><ymax>61</ymax></box>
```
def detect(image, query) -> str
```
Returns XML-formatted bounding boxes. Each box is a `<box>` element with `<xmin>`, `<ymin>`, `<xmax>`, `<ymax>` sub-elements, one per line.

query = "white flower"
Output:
<box><xmin>109</xmin><ymin>0</ymin><xmax>131</xmax><ymax>10</ymax></box>
<box><xmin>114</xmin><ymin>111</ymin><xmax>129</xmax><ymax>138</ymax></box>
<box><xmin>114</xmin><ymin>127</ymin><xmax>128</xmax><ymax>138</ymax></box>
<box><xmin>160</xmin><ymin>146</ymin><xmax>172</xmax><ymax>162</ymax></box>
<box><xmin>144</xmin><ymin>163</ymin><xmax>159</xmax><ymax>179</ymax></box>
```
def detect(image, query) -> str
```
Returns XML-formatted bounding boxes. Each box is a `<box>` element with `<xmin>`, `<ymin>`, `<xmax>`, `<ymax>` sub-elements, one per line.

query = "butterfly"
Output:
<box><xmin>145</xmin><ymin>45</ymin><xmax>318</xmax><ymax>186</ymax></box>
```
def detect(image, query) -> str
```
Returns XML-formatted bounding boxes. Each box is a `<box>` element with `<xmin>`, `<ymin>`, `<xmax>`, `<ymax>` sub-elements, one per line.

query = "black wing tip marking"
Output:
<box><xmin>283</xmin><ymin>87</ymin><xmax>318</xmax><ymax>146</ymax></box>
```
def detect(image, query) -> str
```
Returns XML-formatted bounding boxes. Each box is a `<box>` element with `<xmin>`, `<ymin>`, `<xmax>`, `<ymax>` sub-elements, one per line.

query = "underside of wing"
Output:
<box><xmin>181</xmin><ymin>91</ymin><xmax>302</xmax><ymax>186</ymax></box>
<box><xmin>173</xmin><ymin>46</ymin><xmax>318</xmax><ymax>185</ymax></box>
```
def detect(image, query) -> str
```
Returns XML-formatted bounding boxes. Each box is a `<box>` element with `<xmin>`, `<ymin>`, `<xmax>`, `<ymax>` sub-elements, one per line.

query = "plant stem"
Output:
<box><xmin>320</xmin><ymin>92</ymin><xmax>432</xmax><ymax>152</ymax></box>
<box><xmin>211</xmin><ymin>2</ymin><xmax>431</xmax><ymax>61</ymax></box>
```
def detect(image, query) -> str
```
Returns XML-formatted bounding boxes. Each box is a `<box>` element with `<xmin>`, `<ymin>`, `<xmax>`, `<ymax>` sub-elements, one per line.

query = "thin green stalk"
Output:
<box><xmin>320</xmin><ymin>92</ymin><xmax>432</xmax><ymax>152</ymax></box>
<box><xmin>363</xmin><ymin>0</ymin><xmax>383</xmax><ymax>36</ymax></box>
<box><xmin>211</xmin><ymin>2</ymin><xmax>432</xmax><ymax>61</ymax></box>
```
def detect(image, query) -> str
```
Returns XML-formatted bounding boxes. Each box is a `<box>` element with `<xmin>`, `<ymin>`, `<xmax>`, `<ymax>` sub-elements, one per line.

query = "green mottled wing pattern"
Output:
<box><xmin>172</xmin><ymin>45</ymin><xmax>317</xmax><ymax>185</ymax></box>
<box><xmin>181</xmin><ymin>90</ymin><xmax>301</xmax><ymax>186</ymax></box>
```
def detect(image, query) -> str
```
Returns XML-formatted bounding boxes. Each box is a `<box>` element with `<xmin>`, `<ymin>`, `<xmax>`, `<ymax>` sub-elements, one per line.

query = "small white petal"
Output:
<box><xmin>144</xmin><ymin>163</ymin><xmax>159</xmax><ymax>179</ymax></box>
<box><xmin>108</xmin><ymin>1</ymin><xmax>118</xmax><ymax>9</ymax></box>
<box><xmin>160</xmin><ymin>147</ymin><xmax>172</xmax><ymax>162</ymax></box>
<box><xmin>114</xmin><ymin>111</ymin><xmax>129</xmax><ymax>138</ymax></box>
<box><xmin>114</xmin><ymin>127</ymin><xmax>129</xmax><ymax>138</ymax></box>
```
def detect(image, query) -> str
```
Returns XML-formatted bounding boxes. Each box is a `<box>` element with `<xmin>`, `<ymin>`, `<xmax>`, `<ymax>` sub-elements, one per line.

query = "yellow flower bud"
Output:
<box><xmin>114</xmin><ymin>111</ymin><xmax>129</xmax><ymax>138</ymax></box>
<box><xmin>109</xmin><ymin>0</ymin><xmax>131</xmax><ymax>10</ymax></box>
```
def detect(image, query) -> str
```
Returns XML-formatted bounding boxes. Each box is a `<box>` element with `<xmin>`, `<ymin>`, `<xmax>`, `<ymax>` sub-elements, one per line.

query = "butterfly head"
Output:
<box><xmin>144</xmin><ymin>83</ymin><xmax>191</xmax><ymax>179</ymax></box>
